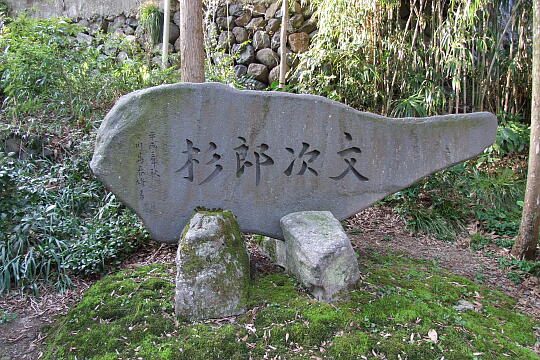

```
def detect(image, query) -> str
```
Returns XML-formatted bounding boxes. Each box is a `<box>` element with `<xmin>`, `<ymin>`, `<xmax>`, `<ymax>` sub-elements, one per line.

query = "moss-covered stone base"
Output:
<box><xmin>175</xmin><ymin>210</ymin><xmax>250</xmax><ymax>320</ymax></box>
<box><xmin>43</xmin><ymin>253</ymin><xmax>539</xmax><ymax>360</ymax></box>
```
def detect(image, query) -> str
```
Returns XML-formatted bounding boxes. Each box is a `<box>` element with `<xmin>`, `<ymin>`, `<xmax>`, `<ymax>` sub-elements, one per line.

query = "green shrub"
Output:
<box><xmin>390</xmin><ymin>165</ymin><xmax>471</xmax><ymax>241</ymax></box>
<box><xmin>0</xmin><ymin>15</ymin><xmax>180</xmax><ymax>294</ymax></box>
<box><xmin>0</xmin><ymin>149</ymin><xmax>148</xmax><ymax>294</ymax></box>
<box><xmin>0</xmin><ymin>16</ymin><xmax>178</xmax><ymax>131</ymax></box>
<box><xmin>138</xmin><ymin>1</ymin><xmax>164</xmax><ymax>47</ymax></box>
<box><xmin>0</xmin><ymin>0</ymin><xmax>8</xmax><ymax>16</ymax></box>
<box><xmin>390</xmin><ymin>163</ymin><xmax>525</xmax><ymax>240</ymax></box>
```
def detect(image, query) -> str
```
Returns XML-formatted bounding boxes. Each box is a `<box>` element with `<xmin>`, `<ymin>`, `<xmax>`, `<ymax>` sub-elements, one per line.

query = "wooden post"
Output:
<box><xmin>279</xmin><ymin>0</ymin><xmax>289</xmax><ymax>89</ymax></box>
<box><xmin>161</xmin><ymin>0</ymin><xmax>170</xmax><ymax>69</ymax></box>
<box><xmin>179</xmin><ymin>0</ymin><xmax>205</xmax><ymax>82</ymax></box>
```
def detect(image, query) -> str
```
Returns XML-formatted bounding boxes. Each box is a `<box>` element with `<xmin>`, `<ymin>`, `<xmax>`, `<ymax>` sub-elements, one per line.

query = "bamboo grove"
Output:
<box><xmin>296</xmin><ymin>0</ymin><xmax>533</xmax><ymax>120</ymax></box>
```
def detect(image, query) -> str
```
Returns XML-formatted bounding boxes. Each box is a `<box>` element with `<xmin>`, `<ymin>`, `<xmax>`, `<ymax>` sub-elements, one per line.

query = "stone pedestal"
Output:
<box><xmin>260</xmin><ymin>211</ymin><xmax>360</xmax><ymax>302</ymax></box>
<box><xmin>175</xmin><ymin>210</ymin><xmax>250</xmax><ymax>320</ymax></box>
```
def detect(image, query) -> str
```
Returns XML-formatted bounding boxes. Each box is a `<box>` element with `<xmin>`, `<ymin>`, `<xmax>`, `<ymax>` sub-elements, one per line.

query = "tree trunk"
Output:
<box><xmin>179</xmin><ymin>0</ymin><xmax>205</xmax><ymax>82</ymax></box>
<box><xmin>161</xmin><ymin>0</ymin><xmax>170</xmax><ymax>69</ymax></box>
<box><xmin>279</xmin><ymin>0</ymin><xmax>289</xmax><ymax>89</ymax></box>
<box><xmin>511</xmin><ymin>0</ymin><xmax>540</xmax><ymax>260</ymax></box>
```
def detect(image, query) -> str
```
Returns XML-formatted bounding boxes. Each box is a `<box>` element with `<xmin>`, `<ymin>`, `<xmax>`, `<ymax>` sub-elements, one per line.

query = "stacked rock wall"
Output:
<box><xmin>208</xmin><ymin>1</ymin><xmax>317</xmax><ymax>89</ymax></box>
<box><xmin>10</xmin><ymin>0</ymin><xmax>317</xmax><ymax>86</ymax></box>
<box><xmin>71</xmin><ymin>3</ymin><xmax>183</xmax><ymax>67</ymax></box>
<box><xmin>5</xmin><ymin>0</ymin><xmax>142</xmax><ymax>19</ymax></box>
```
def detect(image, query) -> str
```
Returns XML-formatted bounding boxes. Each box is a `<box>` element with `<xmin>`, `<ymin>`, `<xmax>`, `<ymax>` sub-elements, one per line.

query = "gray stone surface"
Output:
<box><xmin>266</xmin><ymin>18</ymin><xmax>281</xmax><ymax>34</ymax></box>
<box><xmin>236</xmin><ymin>44</ymin><xmax>255</xmax><ymax>65</ymax></box>
<box><xmin>6</xmin><ymin>0</ymin><xmax>141</xmax><ymax>18</ymax></box>
<box><xmin>233</xmin><ymin>26</ymin><xmax>249</xmax><ymax>43</ymax></box>
<box><xmin>268</xmin><ymin>66</ymin><xmax>280</xmax><ymax>84</ymax></box>
<box><xmin>89</xmin><ymin>18</ymin><xmax>107</xmax><ymax>33</ymax></box>
<box><xmin>298</xmin><ymin>18</ymin><xmax>317</xmax><ymax>34</ymax></box>
<box><xmin>245</xmin><ymin>17</ymin><xmax>267</xmax><ymax>32</ymax></box>
<box><xmin>175</xmin><ymin>211</ymin><xmax>250</xmax><ymax>320</ymax></box>
<box><xmin>235</xmin><ymin>11</ymin><xmax>252</xmax><ymax>27</ymax></box>
<box><xmin>247</xmin><ymin>63</ymin><xmax>269</xmax><ymax>82</ymax></box>
<box><xmin>253</xmin><ymin>30</ymin><xmax>271</xmax><ymax>50</ymax></box>
<box><xmin>174</xmin><ymin>36</ymin><xmax>182</xmax><ymax>52</ymax></box>
<box><xmin>242</xmin><ymin>78</ymin><xmax>267</xmax><ymax>90</ymax></box>
<box><xmin>90</xmin><ymin>82</ymin><xmax>497</xmax><ymax>243</ymax></box>
<box><xmin>271</xmin><ymin>32</ymin><xmax>282</xmax><ymax>50</ymax></box>
<box><xmin>265</xmin><ymin>2</ymin><xmax>279</xmax><ymax>19</ymax></box>
<box><xmin>173</xmin><ymin>11</ymin><xmax>181</xmax><ymax>26</ymax></box>
<box><xmin>107</xmin><ymin>15</ymin><xmax>125</xmax><ymax>33</ymax></box>
<box><xmin>218</xmin><ymin>31</ymin><xmax>236</xmax><ymax>50</ymax></box>
<box><xmin>126</xmin><ymin>17</ymin><xmax>138</xmax><ymax>27</ymax></box>
<box><xmin>280</xmin><ymin>211</ymin><xmax>360</xmax><ymax>302</ymax></box>
<box><xmin>251</xmin><ymin>4</ymin><xmax>267</xmax><ymax>17</ymax></box>
<box><xmin>235</xmin><ymin>64</ymin><xmax>248</xmax><ymax>79</ymax></box>
<box><xmin>256</xmin><ymin>48</ymin><xmax>278</xmax><ymax>68</ymax></box>
<box><xmin>76</xmin><ymin>32</ymin><xmax>94</xmax><ymax>45</ymax></box>
<box><xmin>217</xmin><ymin>16</ymin><xmax>235</xmax><ymax>30</ymax></box>
<box><xmin>256</xmin><ymin>236</ymin><xmax>287</xmax><ymax>268</ymax></box>
<box><xmin>168</xmin><ymin>22</ymin><xmax>180</xmax><ymax>43</ymax></box>
<box><xmin>229</xmin><ymin>4</ymin><xmax>245</xmax><ymax>17</ymax></box>
<box><xmin>289</xmin><ymin>14</ymin><xmax>304</xmax><ymax>30</ymax></box>
<box><xmin>289</xmin><ymin>32</ymin><xmax>310</xmax><ymax>53</ymax></box>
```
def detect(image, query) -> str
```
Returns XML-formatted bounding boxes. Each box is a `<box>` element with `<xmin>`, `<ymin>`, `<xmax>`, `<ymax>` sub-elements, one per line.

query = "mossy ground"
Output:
<box><xmin>43</xmin><ymin>252</ymin><xmax>539</xmax><ymax>360</ymax></box>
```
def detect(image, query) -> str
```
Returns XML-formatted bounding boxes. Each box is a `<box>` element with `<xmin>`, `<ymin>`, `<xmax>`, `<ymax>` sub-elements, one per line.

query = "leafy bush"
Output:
<box><xmin>0</xmin><ymin>16</ymin><xmax>180</xmax><ymax>294</ymax></box>
<box><xmin>295</xmin><ymin>0</ymin><xmax>532</xmax><ymax>119</ymax></box>
<box><xmin>492</xmin><ymin>117</ymin><xmax>530</xmax><ymax>156</ymax></box>
<box><xmin>0</xmin><ymin>16</ymin><xmax>178</xmax><ymax>130</ymax></box>
<box><xmin>0</xmin><ymin>0</ymin><xmax>7</xmax><ymax>16</ymax></box>
<box><xmin>0</xmin><ymin>149</ymin><xmax>148</xmax><ymax>294</ymax></box>
<box><xmin>138</xmin><ymin>1</ymin><xmax>164</xmax><ymax>46</ymax></box>
<box><xmin>390</xmin><ymin>164</ymin><xmax>525</xmax><ymax>240</ymax></box>
<box><xmin>390</xmin><ymin>165</ymin><xmax>471</xmax><ymax>241</ymax></box>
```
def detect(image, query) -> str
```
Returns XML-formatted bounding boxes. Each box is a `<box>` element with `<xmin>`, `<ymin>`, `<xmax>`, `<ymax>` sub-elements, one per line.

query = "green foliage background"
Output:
<box><xmin>296</xmin><ymin>0</ymin><xmax>532</xmax><ymax>118</ymax></box>
<box><xmin>0</xmin><ymin>16</ymin><xmax>180</xmax><ymax>294</ymax></box>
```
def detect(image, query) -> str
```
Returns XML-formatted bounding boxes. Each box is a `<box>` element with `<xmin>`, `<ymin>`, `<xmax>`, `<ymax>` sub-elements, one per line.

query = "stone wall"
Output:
<box><xmin>5</xmin><ymin>0</ymin><xmax>142</xmax><ymax>18</ymax></box>
<box><xmin>208</xmin><ymin>1</ymin><xmax>317</xmax><ymax>89</ymax></box>
<box><xmin>6</xmin><ymin>0</ymin><xmax>317</xmax><ymax>87</ymax></box>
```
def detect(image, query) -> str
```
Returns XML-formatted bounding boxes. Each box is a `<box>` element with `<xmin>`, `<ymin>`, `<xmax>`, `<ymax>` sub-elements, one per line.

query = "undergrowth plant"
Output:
<box><xmin>0</xmin><ymin>16</ymin><xmax>178</xmax><ymax>133</ymax></box>
<box><xmin>297</xmin><ymin>0</ymin><xmax>533</xmax><ymax>119</ymax></box>
<box><xmin>0</xmin><ymin>149</ymin><xmax>148</xmax><ymax>294</ymax></box>
<box><xmin>390</xmin><ymin>160</ymin><xmax>526</xmax><ymax>241</ymax></box>
<box><xmin>138</xmin><ymin>1</ymin><xmax>164</xmax><ymax>47</ymax></box>
<box><xmin>0</xmin><ymin>16</ymin><xmax>179</xmax><ymax>294</ymax></box>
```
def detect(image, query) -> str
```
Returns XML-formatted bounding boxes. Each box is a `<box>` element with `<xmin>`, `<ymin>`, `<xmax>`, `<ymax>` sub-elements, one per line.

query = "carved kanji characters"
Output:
<box><xmin>330</xmin><ymin>132</ymin><xmax>369</xmax><ymax>182</ymax></box>
<box><xmin>284</xmin><ymin>142</ymin><xmax>321</xmax><ymax>176</ymax></box>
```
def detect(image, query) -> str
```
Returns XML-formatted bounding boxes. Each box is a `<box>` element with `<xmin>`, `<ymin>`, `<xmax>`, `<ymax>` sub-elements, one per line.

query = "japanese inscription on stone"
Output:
<box><xmin>90</xmin><ymin>82</ymin><xmax>497</xmax><ymax>243</ymax></box>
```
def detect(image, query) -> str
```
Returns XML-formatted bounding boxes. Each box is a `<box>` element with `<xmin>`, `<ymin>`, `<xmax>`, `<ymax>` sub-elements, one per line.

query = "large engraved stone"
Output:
<box><xmin>90</xmin><ymin>82</ymin><xmax>497</xmax><ymax>243</ymax></box>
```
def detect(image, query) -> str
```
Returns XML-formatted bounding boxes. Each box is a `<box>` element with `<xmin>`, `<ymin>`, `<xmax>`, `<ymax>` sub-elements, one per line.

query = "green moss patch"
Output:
<box><xmin>43</xmin><ymin>253</ymin><xmax>539</xmax><ymax>360</ymax></box>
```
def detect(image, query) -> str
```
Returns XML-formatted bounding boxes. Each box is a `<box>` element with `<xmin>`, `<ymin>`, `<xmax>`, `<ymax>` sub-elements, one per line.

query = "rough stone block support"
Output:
<box><xmin>175</xmin><ymin>210</ymin><xmax>250</xmax><ymax>320</ymax></box>
<box><xmin>259</xmin><ymin>211</ymin><xmax>360</xmax><ymax>302</ymax></box>
<box><xmin>282</xmin><ymin>211</ymin><xmax>360</xmax><ymax>302</ymax></box>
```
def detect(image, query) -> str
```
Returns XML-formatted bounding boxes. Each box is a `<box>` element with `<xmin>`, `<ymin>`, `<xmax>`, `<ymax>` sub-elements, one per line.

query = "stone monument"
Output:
<box><xmin>90</xmin><ymin>82</ymin><xmax>497</xmax><ymax>244</ymax></box>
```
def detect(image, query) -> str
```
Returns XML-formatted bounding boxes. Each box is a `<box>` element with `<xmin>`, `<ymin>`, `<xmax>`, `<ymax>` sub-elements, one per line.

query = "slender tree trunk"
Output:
<box><xmin>279</xmin><ymin>0</ymin><xmax>289</xmax><ymax>89</ymax></box>
<box><xmin>511</xmin><ymin>0</ymin><xmax>540</xmax><ymax>260</ymax></box>
<box><xmin>180</xmin><ymin>0</ymin><xmax>205</xmax><ymax>82</ymax></box>
<box><xmin>161</xmin><ymin>0</ymin><xmax>170</xmax><ymax>69</ymax></box>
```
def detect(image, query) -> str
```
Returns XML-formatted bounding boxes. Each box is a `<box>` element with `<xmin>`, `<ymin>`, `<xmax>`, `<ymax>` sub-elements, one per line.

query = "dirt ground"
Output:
<box><xmin>1</xmin><ymin>206</ymin><xmax>539</xmax><ymax>359</ymax></box>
